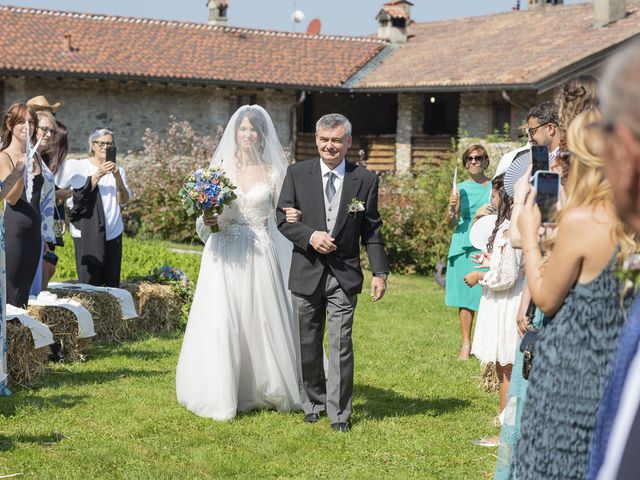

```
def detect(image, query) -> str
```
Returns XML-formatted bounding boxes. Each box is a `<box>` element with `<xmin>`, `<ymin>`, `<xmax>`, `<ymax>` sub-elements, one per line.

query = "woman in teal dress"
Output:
<box><xmin>445</xmin><ymin>144</ymin><xmax>492</xmax><ymax>360</ymax></box>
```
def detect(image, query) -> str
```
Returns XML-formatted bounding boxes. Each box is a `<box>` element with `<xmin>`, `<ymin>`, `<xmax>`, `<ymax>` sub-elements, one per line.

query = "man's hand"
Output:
<box><xmin>517</xmin><ymin>312</ymin><xmax>530</xmax><ymax>337</ymax></box>
<box><xmin>310</xmin><ymin>231</ymin><xmax>336</xmax><ymax>254</ymax></box>
<box><xmin>370</xmin><ymin>276</ymin><xmax>386</xmax><ymax>302</ymax></box>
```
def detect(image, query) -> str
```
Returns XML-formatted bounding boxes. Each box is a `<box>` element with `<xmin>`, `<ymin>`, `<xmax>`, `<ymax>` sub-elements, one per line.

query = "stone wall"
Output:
<box><xmin>459</xmin><ymin>92</ymin><xmax>491</xmax><ymax>138</ymax></box>
<box><xmin>1</xmin><ymin>76</ymin><xmax>298</xmax><ymax>155</ymax></box>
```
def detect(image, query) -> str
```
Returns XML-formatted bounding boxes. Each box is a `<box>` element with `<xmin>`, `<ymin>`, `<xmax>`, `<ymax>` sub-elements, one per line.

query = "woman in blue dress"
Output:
<box><xmin>445</xmin><ymin>144</ymin><xmax>492</xmax><ymax>359</ymax></box>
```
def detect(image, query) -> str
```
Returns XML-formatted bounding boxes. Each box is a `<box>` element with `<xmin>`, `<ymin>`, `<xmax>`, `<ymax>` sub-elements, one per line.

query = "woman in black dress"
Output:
<box><xmin>0</xmin><ymin>103</ymin><xmax>43</xmax><ymax>307</ymax></box>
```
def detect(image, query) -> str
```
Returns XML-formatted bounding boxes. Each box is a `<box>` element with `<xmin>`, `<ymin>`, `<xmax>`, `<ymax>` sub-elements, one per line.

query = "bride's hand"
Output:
<box><xmin>283</xmin><ymin>207</ymin><xmax>302</xmax><ymax>223</ymax></box>
<box><xmin>203</xmin><ymin>213</ymin><xmax>219</xmax><ymax>227</ymax></box>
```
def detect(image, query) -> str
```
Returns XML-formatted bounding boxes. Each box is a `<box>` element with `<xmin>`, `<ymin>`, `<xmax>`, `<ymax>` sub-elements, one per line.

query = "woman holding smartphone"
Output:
<box><xmin>445</xmin><ymin>144</ymin><xmax>492</xmax><ymax>360</ymax></box>
<box><xmin>511</xmin><ymin>109</ymin><xmax>637</xmax><ymax>479</ymax></box>
<box><xmin>56</xmin><ymin>128</ymin><xmax>131</xmax><ymax>287</ymax></box>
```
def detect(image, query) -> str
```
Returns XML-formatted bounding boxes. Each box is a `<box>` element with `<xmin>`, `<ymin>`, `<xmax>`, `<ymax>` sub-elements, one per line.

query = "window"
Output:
<box><xmin>493</xmin><ymin>102</ymin><xmax>511</xmax><ymax>135</ymax></box>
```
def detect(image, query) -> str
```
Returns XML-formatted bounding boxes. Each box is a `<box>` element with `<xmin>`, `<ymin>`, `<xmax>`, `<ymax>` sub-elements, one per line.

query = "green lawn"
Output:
<box><xmin>0</xmin><ymin>239</ymin><xmax>499</xmax><ymax>479</ymax></box>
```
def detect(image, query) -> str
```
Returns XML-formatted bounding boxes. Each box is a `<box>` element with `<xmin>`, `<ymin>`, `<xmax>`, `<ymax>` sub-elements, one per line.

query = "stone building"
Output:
<box><xmin>0</xmin><ymin>0</ymin><xmax>639</xmax><ymax>172</ymax></box>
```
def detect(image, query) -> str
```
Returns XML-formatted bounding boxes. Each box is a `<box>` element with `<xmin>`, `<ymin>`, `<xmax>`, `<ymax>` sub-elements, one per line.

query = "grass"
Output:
<box><xmin>0</xmin><ymin>239</ymin><xmax>499</xmax><ymax>479</ymax></box>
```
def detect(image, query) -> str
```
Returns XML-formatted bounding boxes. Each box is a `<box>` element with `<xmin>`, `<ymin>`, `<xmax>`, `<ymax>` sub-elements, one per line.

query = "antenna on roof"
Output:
<box><xmin>306</xmin><ymin>18</ymin><xmax>321</xmax><ymax>36</ymax></box>
<box><xmin>291</xmin><ymin>0</ymin><xmax>304</xmax><ymax>31</ymax></box>
<box><xmin>513</xmin><ymin>0</ymin><xmax>521</xmax><ymax>10</ymax></box>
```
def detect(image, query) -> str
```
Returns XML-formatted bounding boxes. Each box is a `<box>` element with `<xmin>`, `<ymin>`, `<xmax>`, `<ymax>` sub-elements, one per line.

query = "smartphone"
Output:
<box><xmin>533</xmin><ymin>170</ymin><xmax>560</xmax><ymax>224</ymax></box>
<box><xmin>106</xmin><ymin>145</ymin><xmax>117</xmax><ymax>163</ymax></box>
<box><xmin>43</xmin><ymin>250</ymin><xmax>59</xmax><ymax>266</ymax></box>
<box><xmin>531</xmin><ymin>145</ymin><xmax>549</xmax><ymax>177</ymax></box>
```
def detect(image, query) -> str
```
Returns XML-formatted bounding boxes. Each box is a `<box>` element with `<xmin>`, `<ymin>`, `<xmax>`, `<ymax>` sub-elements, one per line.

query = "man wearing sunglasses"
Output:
<box><xmin>525</xmin><ymin>101</ymin><xmax>561</xmax><ymax>167</ymax></box>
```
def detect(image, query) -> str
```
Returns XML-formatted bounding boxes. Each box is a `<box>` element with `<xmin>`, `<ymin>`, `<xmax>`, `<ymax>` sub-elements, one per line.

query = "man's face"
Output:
<box><xmin>526</xmin><ymin>116</ymin><xmax>556</xmax><ymax>147</ymax></box>
<box><xmin>316</xmin><ymin>124</ymin><xmax>352</xmax><ymax>169</ymax></box>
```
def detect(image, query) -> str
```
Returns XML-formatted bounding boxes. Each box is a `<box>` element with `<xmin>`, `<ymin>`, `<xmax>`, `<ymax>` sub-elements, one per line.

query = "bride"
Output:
<box><xmin>176</xmin><ymin>105</ymin><xmax>302</xmax><ymax>420</ymax></box>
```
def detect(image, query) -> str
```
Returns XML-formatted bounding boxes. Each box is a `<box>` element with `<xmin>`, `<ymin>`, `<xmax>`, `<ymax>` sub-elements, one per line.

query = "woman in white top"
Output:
<box><xmin>56</xmin><ymin>128</ymin><xmax>131</xmax><ymax>287</ymax></box>
<box><xmin>464</xmin><ymin>173</ymin><xmax>524</xmax><ymax>438</ymax></box>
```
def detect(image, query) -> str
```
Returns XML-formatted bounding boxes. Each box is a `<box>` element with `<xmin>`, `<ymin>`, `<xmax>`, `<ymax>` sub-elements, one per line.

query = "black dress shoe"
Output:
<box><xmin>331</xmin><ymin>422</ymin><xmax>350</xmax><ymax>432</ymax></box>
<box><xmin>304</xmin><ymin>413</ymin><xmax>320</xmax><ymax>423</ymax></box>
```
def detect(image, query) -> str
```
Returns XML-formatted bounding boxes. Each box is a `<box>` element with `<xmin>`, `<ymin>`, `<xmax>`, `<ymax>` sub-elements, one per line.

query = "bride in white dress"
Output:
<box><xmin>176</xmin><ymin>105</ymin><xmax>301</xmax><ymax>420</ymax></box>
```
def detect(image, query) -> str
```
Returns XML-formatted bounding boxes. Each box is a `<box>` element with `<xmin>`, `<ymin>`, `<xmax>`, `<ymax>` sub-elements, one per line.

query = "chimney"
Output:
<box><xmin>376</xmin><ymin>1</ymin><xmax>413</xmax><ymax>44</ymax></box>
<box><xmin>528</xmin><ymin>0</ymin><xmax>563</xmax><ymax>9</ymax></box>
<box><xmin>207</xmin><ymin>0</ymin><xmax>228</xmax><ymax>26</ymax></box>
<box><xmin>594</xmin><ymin>0</ymin><xmax>626</xmax><ymax>27</ymax></box>
<box><xmin>63</xmin><ymin>34</ymin><xmax>73</xmax><ymax>52</ymax></box>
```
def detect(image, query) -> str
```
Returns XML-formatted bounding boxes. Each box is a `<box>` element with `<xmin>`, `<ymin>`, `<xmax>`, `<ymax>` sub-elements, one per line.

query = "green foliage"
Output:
<box><xmin>123</xmin><ymin>118</ymin><xmax>222</xmax><ymax>243</ymax></box>
<box><xmin>378</xmin><ymin>157</ymin><xmax>457</xmax><ymax>274</ymax></box>
<box><xmin>1</xmin><ymin>274</ymin><xmax>498</xmax><ymax>479</ymax></box>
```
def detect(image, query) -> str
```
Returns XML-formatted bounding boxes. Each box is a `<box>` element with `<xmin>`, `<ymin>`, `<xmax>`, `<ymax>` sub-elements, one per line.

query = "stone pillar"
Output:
<box><xmin>395</xmin><ymin>93</ymin><xmax>422</xmax><ymax>174</ymax></box>
<box><xmin>458</xmin><ymin>92</ymin><xmax>491</xmax><ymax>139</ymax></box>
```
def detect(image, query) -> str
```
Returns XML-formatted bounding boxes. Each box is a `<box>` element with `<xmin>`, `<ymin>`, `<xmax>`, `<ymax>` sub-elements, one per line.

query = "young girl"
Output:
<box><xmin>464</xmin><ymin>174</ymin><xmax>524</xmax><ymax>444</ymax></box>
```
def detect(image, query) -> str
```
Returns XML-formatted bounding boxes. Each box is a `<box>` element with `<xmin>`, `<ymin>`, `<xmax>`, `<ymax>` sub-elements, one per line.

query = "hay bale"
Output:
<box><xmin>49</xmin><ymin>289</ymin><xmax>128</xmax><ymax>342</ymax></box>
<box><xmin>6</xmin><ymin>319</ymin><xmax>49</xmax><ymax>387</ymax></box>
<box><xmin>28</xmin><ymin>305</ymin><xmax>88</xmax><ymax>362</ymax></box>
<box><xmin>479</xmin><ymin>362</ymin><xmax>500</xmax><ymax>393</ymax></box>
<box><xmin>121</xmin><ymin>281</ymin><xmax>182</xmax><ymax>335</ymax></box>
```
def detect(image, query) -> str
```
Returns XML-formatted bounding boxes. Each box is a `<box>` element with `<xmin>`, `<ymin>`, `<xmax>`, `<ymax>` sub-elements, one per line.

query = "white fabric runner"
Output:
<box><xmin>6</xmin><ymin>304</ymin><xmax>54</xmax><ymax>348</ymax></box>
<box><xmin>47</xmin><ymin>282</ymin><xmax>138</xmax><ymax>319</ymax></box>
<box><xmin>28</xmin><ymin>292</ymin><xmax>96</xmax><ymax>339</ymax></box>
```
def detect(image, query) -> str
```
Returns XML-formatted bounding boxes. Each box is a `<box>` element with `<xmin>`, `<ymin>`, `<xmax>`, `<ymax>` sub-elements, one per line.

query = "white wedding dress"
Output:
<box><xmin>176</xmin><ymin>105</ymin><xmax>301</xmax><ymax>420</ymax></box>
<box><xmin>176</xmin><ymin>178</ymin><xmax>301</xmax><ymax>420</ymax></box>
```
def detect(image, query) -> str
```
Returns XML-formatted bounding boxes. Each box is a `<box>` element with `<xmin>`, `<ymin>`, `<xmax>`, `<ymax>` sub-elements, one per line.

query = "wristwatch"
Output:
<box><xmin>373</xmin><ymin>273</ymin><xmax>389</xmax><ymax>281</ymax></box>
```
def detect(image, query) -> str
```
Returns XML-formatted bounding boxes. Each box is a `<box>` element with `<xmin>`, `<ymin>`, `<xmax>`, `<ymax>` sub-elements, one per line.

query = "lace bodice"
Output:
<box><xmin>195</xmin><ymin>181</ymin><xmax>276</xmax><ymax>244</ymax></box>
<box><xmin>479</xmin><ymin>219</ymin><xmax>524</xmax><ymax>292</ymax></box>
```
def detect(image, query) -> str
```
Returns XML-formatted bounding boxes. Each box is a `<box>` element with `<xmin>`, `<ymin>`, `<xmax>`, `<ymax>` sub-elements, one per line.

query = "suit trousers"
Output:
<box><xmin>292</xmin><ymin>269</ymin><xmax>357</xmax><ymax>424</ymax></box>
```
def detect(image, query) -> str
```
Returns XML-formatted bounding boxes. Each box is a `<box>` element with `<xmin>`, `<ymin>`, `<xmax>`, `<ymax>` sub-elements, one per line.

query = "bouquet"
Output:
<box><xmin>178</xmin><ymin>166</ymin><xmax>237</xmax><ymax>233</ymax></box>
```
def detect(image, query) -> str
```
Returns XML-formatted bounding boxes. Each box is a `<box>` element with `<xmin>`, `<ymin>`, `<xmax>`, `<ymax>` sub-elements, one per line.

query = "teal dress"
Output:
<box><xmin>445</xmin><ymin>180</ymin><xmax>491</xmax><ymax>311</ymax></box>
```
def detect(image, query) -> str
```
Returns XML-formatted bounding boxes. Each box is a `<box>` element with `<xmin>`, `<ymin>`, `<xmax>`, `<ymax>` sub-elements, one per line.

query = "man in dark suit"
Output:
<box><xmin>277</xmin><ymin>113</ymin><xmax>389</xmax><ymax>432</ymax></box>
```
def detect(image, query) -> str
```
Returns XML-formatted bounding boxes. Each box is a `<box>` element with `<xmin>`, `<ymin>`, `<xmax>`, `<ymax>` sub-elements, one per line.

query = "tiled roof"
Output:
<box><xmin>0</xmin><ymin>5</ymin><xmax>387</xmax><ymax>88</ymax></box>
<box><xmin>359</xmin><ymin>1</ymin><xmax>640</xmax><ymax>90</ymax></box>
<box><xmin>380</xmin><ymin>5</ymin><xmax>410</xmax><ymax>20</ymax></box>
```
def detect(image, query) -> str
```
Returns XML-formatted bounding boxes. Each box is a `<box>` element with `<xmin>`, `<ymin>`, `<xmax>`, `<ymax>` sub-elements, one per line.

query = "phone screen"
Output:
<box><xmin>106</xmin><ymin>146</ymin><xmax>117</xmax><ymax>163</ymax></box>
<box><xmin>531</xmin><ymin>145</ymin><xmax>549</xmax><ymax>176</ymax></box>
<box><xmin>535</xmin><ymin>171</ymin><xmax>560</xmax><ymax>224</ymax></box>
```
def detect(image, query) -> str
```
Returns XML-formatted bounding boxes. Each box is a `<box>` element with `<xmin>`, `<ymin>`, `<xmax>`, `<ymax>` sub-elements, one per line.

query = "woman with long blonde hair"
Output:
<box><xmin>511</xmin><ymin>108</ymin><xmax>637</xmax><ymax>479</ymax></box>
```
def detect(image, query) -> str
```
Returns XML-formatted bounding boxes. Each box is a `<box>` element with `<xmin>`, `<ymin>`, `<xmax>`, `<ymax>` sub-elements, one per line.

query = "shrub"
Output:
<box><xmin>377</xmin><ymin>155</ymin><xmax>458</xmax><ymax>275</ymax></box>
<box><xmin>124</xmin><ymin>118</ymin><xmax>222</xmax><ymax>243</ymax></box>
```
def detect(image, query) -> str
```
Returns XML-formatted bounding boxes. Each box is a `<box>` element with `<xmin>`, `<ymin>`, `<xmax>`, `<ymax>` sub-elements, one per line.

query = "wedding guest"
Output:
<box><xmin>0</xmin><ymin>118</ymin><xmax>28</xmax><ymax>394</ymax></box>
<box><xmin>29</xmin><ymin>109</ymin><xmax>58</xmax><ymax>296</ymax></box>
<box><xmin>0</xmin><ymin>103</ymin><xmax>43</xmax><ymax>308</ymax></box>
<box><xmin>26</xmin><ymin>95</ymin><xmax>61</xmax><ymax>114</ymax></box>
<box><xmin>525</xmin><ymin>101</ymin><xmax>561</xmax><ymax>166</ymax></box>
<box><xmin>56</xmin><ymin>128</ymin><xmax>131</xmax><ymax>287</ymax></box>
<box><xmin>586</xmin><ymin>39</ymin><xmax>640</xmax><ymax>480</ymax></box>
<box><xmin>41</xmin><ymin>121</ymin><xmax>70</xmax><ymax>289</ymax></box>
<box><xmin>556</xmin><ymin>75</ymin><xmax>599</xmax><ymax>182</ymax></box>
<box><xmin>512</xmin><ymin>108</ymin><xmax>636</xmax><ymax>480</ymax></box>
<box><xmin>445</xmin><ymin>144</ymin><xmax>492</xmax><ymax>359</ymax></box>
<box><xmin>464</xmin><ymin>174</ymin><xmax>523</xmax><ymax>445</ymax></box>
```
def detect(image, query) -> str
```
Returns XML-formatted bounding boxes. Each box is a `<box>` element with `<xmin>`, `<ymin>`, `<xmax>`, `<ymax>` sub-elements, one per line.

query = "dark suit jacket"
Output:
<box><xmin>277</xmin><ymin>158</ymin><xmax>389</xmax><ymax>296</ymax></box>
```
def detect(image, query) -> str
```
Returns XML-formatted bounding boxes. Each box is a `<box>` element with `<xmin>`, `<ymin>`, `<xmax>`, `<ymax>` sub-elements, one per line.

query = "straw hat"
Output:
<box><xmin>26</xmin><ymin>95</ymin><xmax>61</xmax><ymax>113</ymax></box>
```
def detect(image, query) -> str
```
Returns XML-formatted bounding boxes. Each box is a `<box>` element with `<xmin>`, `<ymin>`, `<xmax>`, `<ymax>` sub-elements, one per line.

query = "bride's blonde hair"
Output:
<box><xmin>549</xmin><ymin>109</ymin><xmax>637</xmax><ymax>260</ymax></box>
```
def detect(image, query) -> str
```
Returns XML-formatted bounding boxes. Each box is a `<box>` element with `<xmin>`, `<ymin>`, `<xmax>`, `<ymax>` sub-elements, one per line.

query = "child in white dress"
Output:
<box><xmin>464</xmin><ymin>174</ymin><xmax>524</xmax><ymax>444</ymax></box>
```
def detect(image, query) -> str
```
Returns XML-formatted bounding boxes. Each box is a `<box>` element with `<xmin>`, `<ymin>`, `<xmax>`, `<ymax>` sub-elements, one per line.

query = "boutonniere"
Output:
<box><xmin>617</xmin><ymin>253</ymin><xmax>640</xmax><ymax>293</ymax></box>
<box><xmin>346</xmin><ymin>198</ymin><xmax>365</xmax><ymax>217</ymax></box>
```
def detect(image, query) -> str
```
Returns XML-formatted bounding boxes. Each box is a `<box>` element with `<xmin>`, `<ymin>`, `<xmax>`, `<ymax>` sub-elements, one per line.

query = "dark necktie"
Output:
<box><xmin>325</xmin><ymin>171</ymin><xmax>336</xmax><ymax>203</ymax></box>
<box><xmin>587</xmin><ymin>293</ymin><xmax>640</xmax><ymax>479</ymax></box>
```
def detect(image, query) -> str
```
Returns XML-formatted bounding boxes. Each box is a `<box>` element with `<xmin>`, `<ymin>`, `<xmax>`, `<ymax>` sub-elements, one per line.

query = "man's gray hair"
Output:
<box><xmin>315</xmin><ymin>113</ymin><xmax>352</xmax><ymax>137</ymax></box>
<box><xmin>601</xmin><ymin>39</ymin><xmax>640</xmax><ymax>132</ymax></box>
<box><xmin>88</xmin><ymin>128</ymin><xmax>115</xmax><ymax>154</ymax></box>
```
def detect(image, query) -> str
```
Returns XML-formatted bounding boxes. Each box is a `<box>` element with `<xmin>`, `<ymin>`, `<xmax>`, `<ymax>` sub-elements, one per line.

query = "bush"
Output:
<box><xmin>377</xmin><ymin>156</ymin><xmax>458</xmax><ymax>274</ymax></box>
<box><xmin>124</xmin><ymin>119</ymin><xmax>222</xmax><ymax>243</ymax></box>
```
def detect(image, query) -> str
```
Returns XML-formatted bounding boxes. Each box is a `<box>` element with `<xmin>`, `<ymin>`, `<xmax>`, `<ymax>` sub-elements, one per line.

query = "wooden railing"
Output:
<box><xmin>411</xmin><ymin>134</ymin><xmax>454</xmax><ymax>170</ymax></box>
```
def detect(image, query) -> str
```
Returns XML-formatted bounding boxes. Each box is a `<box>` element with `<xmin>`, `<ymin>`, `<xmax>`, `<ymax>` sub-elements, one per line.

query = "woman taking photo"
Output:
<box><xmin>512</xmin><ymin>109</ymin><xmax>637</xmax><ymax>479</ymax></box>
<box><xmin>56</xmin><ymin>128</ymin><xmax>131</xmax><ymax>287</ymax></box>
<box><xmin>445</xmin><ymin>144</ymin><xmax>492</xmax><ymax>359</ymax></box>
<box><xmin>0</xmin><ymin>103</ymin><xmax>43</xmax><ymax>308</ymax></box>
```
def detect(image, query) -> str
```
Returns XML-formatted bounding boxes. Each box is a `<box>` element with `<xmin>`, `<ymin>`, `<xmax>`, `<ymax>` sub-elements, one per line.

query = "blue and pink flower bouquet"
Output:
<box><xmin>179</xmin><ymin>166</ymin><xmax>237</xmax><ymax>232</ymax></box>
